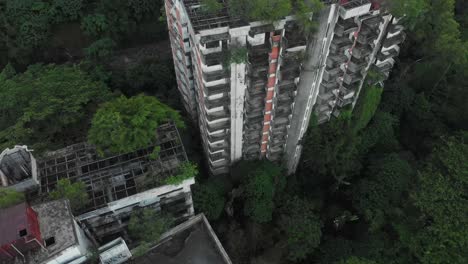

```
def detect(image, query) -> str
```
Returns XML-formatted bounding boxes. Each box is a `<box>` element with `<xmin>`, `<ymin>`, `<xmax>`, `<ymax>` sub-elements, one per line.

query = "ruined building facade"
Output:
<box><xmin>165</xmin><ymin>0</ymin><xmax>404</xmax><ymax>175</ymax></box>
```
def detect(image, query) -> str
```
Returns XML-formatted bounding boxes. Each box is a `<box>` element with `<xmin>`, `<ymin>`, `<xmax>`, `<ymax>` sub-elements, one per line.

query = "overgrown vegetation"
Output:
<box><xmin>88</xmin><ymin>95</ymin><xmax>184</xmax><ymax>157</ymax></box>
<box><xmin>49</xmin><ymin>179</ymin><xmax>89</xmax><ymax>212</ymax></box>
<box><xmin>0</xmin><ymin>64</ymin><xmax>111</xmax><ymax>152</ymax></box>
<box><xmin>128</xmin><ymin>208</ymin><xmax>173</xmax><ymax>243</ymax></box>
<box><xmin>200</xmin><ymin>0</ymin><xmax>223</xmax><ymax>14</ymax></box>
<box><xmin>0</xmin><ymin>188</ymin><xmax>25</xmax><ymax>209</ymax></box>
<box><xmin>227</xmin><ymin>0</ymin><xmax>323</xmax><ymax>31</ymax></box>
<box><xmin>0</xmin><ymin>0</ymin><xmax>167</xmax><ymax>68</ymax></box>
<box><xmin>164</xmin><ymin>161</ymin><xmax>198</xmax><ymax>185</ymax></box>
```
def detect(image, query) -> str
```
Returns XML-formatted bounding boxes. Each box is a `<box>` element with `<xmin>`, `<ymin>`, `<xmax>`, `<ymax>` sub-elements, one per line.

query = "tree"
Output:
<box><xmin>81</xmin><ymin>14</ymin><xmax>109</xmax><ymax>38</ymax></box>
<box><xmin>229</xmin><ymin>0</ymin><xmax>291</xmax><ymax>22</ymax></box>
<box><xmin>1</xmin><ymin>0</ymin><xmax>53</xmax><ymax>65</ymax></box>
<box><xmin>50</xmin><ymin>0</ymin><xmax>84</xmax><ymax>22</ymax></box>
<box><xmin>88</xmin><ymin>94</ymin><xmax>184</xmax><ymax>156</ymax></box>
<box><xmin>279</xmin><ymin>195</ymin><xmax>322</xmax><ymax>261</ymax></box>
<box><xmin>352</xmin><ymin>84</ymin><xmax>383</xmax><ymax>134</ymax></box>
<box><xmin>49</xmin><ymin>179</ymin><xmax>89</xmax><ymax>211</ymax></box>
<box><xmin>0</xmin><ymin>64</ymin><xmax>111</xmax><ymax>152</ymax></box>
<box><xmin>0</xmin><ymin>188</ymin><xmax>25</xmax><ymax>209</ymax></box>
<box><xmin>353</xmin><ymin>154</ymin><xmax>414</xmax><ymax>231</ymax></box>
<box><xmin>292</xmin><ymin>0</ymin><xmax>324</xmax><ymax>32</ymax></box>
<box><xmin>84</xmin><ymin>38</ymin><xmax>116</xmax><ymax>60</ymax></box>
<box><xmin>164</xmin><ymin>161</ymin><xmax>198</xmax><ymax>185</ymax></box>
<box><xmin>242</xmin><ymin>161</ymin><xmax>282</xmax><ymax>223</ymax></box>
<box><xmin>128</xmin><ymin>208</ymin><xmax>173</xmax><ymax>242</ymax></box>
<box><xmin>387</xmin><ymin>0</ymin><xmax>428</xmax><ymax>28</ymax></box>
<box><xmin>335</xmin><ymin>256</ymin><xmax>377</xmax><ymax>264</ymax></box>
<box><xmin>402</xmin><ymin>133</ymin><xmax>468</xmax><ymax>263</ymax></box>
<box><xmin>200</xmin><ymin>0</ymin><xmax>223</xmax><ymax>14</ymax></box>
<box><xmin>193</xmin><ymin>180</ymin><xmax>226</xmax><ymax>220</ymax></box>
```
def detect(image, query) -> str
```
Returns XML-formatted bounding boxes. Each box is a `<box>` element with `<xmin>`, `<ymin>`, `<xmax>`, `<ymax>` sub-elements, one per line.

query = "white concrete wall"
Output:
<box><xmin>229</xmin><ymin>27</ymin><xmax>250</xmax><ymax>162</ymax></box>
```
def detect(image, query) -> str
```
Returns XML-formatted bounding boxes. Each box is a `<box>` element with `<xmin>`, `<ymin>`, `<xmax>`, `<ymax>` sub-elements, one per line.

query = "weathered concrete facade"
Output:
<box><xmin>165</xmin><ymin>0</ymin><xmax>404</xmax><ymax>175</ymax></box>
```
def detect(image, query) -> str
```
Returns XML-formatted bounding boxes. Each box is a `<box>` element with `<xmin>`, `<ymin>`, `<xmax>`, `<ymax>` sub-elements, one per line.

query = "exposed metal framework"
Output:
<box><xmin>37</xmin><ymin>123</ymin><xmax>188</xmax><ymax>213</ymax></box>
<box><xmin>183</xmin><ymin>0</ymin><xmax>243</xmax><ymax>32</ymax></box>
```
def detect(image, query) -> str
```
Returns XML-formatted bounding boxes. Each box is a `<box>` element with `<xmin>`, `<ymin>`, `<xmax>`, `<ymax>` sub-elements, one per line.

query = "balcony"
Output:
<box><xmin>383</xmin><ymin>33</ymin><xmax>406</xmax><ymax>48</ymax></box>
<box><xmin>317</xmin><ymin>92</ymin><xmax>335</xmax><ymax>106</ymax></box>
<box><xmin>339</xmin><ymin>86</ymin><xmax>355</xmax><ymax>100</ymax></box>
<box><xmin>347</xmin><ymin>57</ymin><xmax>367</xmax><ymax>73</ymax></box>
<box><xmin>277</xmin><ymin>79</ymin><xmax>297</xmax><ymax>93</ymax></box>
<box><xmin>206</xmin><ymin>120</ymin><xmax>230</xmax><ymax>133</ymax></box>
<box><xmin>343</xmin><ymin>72</ymin><xmax>364</xmax><ymax>85</ymax></box>
<box><xmin>326</xmin><ymin>54</ymin><xmax>348</xmax><ymax>68</ymax></box>
<box><xmin>352</xmin><ymin>44</ymin><xmax>372</xmax><ymax>59</ymax></box>
<box><xmin>330</xmin><ymin>36</ymin><xmax>353</xmax><ymax>54</ymax></box>
<box><xmin>356</xmin><ymin>27</ymin><xmax>379</xmax><ymax>45</ymax></box>
<box><xmin>362</xmin><ymin>15</ymin><xmax>383</xmax><ymax>29</ymax></box>
<box><xmin>339</xmin><ymin>0</ymin><xmax>372</xmax><ymax>20</ymax></box>
<box><xmin>205</xmin><ymin>96</ymin><xmax>229</xmax><ymax>110</ymax></box>
<box><xmin>201</xmin><ymin>52</ymin><xmax>223</xmax><ymax>67</ymax></box>
<box><xmin>274</xmin><ymin>106</ymin><xmax>292</xmax><ymax>118</ymax></box>
<box><xmin>204</xmin><ymin>83</ymin><xmax>229</xmax><ymax>96</ymax></box>
<box><xmin>335</xmin><ymin>18</ymin><xmax>358</xmax><ymax>37</ymax></box>
<box><xmin>206</xmin><ymin>131</ymin><xmax>229</xmax><ymax>143</ymax></box>
<box><xmin>205</xmin><ymin>108</ymin><xmax>230</xmax><ymax>122</ymax></box>
<box><xmin>284</xmin><ymin>22</ymin><xmax>307</xmax><ymax>48</ymax></box>
<box><xmin>336</xmin><ymin>97</ymin><xmax>354</xmax><ymax>108</ymax></box>
<box><xmin>323</xmin><ymin>67</ymin><xmax>343</xmax><ymax>82</ymax></box>
<box><xmin>203</xmin><ymin>70</ymin><xmax>229</xmax><ymax>83</ymax></box>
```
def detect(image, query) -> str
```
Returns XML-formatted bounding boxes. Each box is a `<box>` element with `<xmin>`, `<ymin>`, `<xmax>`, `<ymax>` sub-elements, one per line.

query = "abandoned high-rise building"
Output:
<box><xmin>165</xmin><ymin>0</ymin><xmax>405</xmax><ymax>175</ymax></box>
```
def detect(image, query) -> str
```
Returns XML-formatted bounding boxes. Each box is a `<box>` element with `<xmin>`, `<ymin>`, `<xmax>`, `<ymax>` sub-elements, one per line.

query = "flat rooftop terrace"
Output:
<box><xmin>130</xmin><ymin>214</ymin><xmax>232</xmax><ymax>264</ymax></box>
<box><xmin>37</xmin><ymin>123</ymin><xmax>188</xmax><ymax>213</ymax></box>
<box><xmin>181</xmin><ymin>0</ymin><xmax>336</xmax><ymax>33</ymax></box>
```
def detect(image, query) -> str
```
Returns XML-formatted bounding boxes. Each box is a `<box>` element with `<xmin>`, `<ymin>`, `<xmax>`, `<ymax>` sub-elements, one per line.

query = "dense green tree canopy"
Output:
<box><xmin>242</xmin><ymin>161</ymin><xmax>282</xmax><ymax>223</ymax></box>
<box><xmin>280</xmin><ymin>195</ymin><xmax>322</xmax><ymax>261</ymax></box>
<box><xmin>353</xmin><ymin>154</ymin><xmax>414</xmax><ymax>231</ymax></box>
<box><xmin>193</xmin><ymin>179</ymin><xmax>226</xmax><ymax>220</ymax></box>
<box><xmin>401</xmin><ymin>133</ymin><xmax>468</xmax><ymax>263</ymax></box>
<box><xmin>0</xmin><ymin>64</ymin><xmax>111</xmax><ymax>152</ymax></box>
<box><xmin>88</xmin><ymin>94</ymin><xmax>184</xmax><ymax>156</ymax></box>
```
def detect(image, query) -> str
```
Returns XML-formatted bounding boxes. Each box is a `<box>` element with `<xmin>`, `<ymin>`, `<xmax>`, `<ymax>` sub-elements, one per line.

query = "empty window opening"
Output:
<box><xmin>45</xmin><ymin>237</ymin><xmax>55</xmax><ymax>247</ymax></box>
<box><xmin>19</xmin><ymin>229</ymin><xmax>27</xmax><ymax>237</ymax></box>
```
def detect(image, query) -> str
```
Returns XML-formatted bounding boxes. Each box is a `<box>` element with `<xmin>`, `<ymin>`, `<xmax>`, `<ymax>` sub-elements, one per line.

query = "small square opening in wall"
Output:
<box><xmin>45</xmin><ymin>237</ymin><xmax>55</xmax><ymax>247</ymax></box>
<box><xmin>19</xmin><ymin>229</ymin><xmax>27</xmax><ymax>237</ymax></box>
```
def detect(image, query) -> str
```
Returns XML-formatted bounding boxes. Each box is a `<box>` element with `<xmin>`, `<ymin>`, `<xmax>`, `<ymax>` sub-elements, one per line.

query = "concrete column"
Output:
<box><xmin>284</xmin><ymin>5</ymin><xmax>340</xmax><ymax>174</ymax></box>
<box><xmin>229</xmin><ymin>26</ymin><xmax>250</xmax><ymax>162</ymax></box>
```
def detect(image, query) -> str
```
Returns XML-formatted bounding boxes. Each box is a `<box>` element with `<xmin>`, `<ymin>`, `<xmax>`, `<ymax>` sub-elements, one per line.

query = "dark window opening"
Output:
<box><xmin>206</xmin><ymin>41</ymin><xmax>220</xmax><ymax>49</ymax></box>
<box><xmin>45</xmin><ymin>237</ymin><xmax>55</xmax><ymax>247</ymax></box>
<box><xmin>19</xmin><ymin>229</ymin><xmax>27</xmax><ymax>237</ymax></box>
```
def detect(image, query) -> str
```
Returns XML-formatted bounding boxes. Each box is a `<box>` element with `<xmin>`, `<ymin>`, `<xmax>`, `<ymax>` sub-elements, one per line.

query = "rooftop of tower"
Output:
<box><xmin>181</xmin><ymin>0</ymin><xmax>346</xmax><ymax>33</ymax></box>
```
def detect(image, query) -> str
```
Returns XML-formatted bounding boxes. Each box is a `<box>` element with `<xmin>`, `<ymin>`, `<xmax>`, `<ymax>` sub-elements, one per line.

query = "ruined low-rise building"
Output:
<box><xmin>129</xmin><ymin>214</ymin><xmax>232</xmax><ymax>264</ymax></box>
<box><xmin>0</xmin><ymin>146</ymin><xmax>39</xmax><ymax>192</ymax></box>
<box><xmin>0</xmin><ymin>200</ymin><xmax>92</xmax><ymax>264</ymax></box>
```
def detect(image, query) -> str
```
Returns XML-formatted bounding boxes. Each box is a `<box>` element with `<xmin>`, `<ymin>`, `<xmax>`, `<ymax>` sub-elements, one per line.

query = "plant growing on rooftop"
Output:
<box><xmin>164</xmin><ymin>161</ymin><xmax>198</xmax><ymax>185</ymax></box>
<box><xmin>128</xmin><ymin>208</ymin><xmax>173</xmax><ymax>243</ymax></box>
<box><xmin>200</xmin><ymin>0</ymin><xmax>223</xmax><ymax>14</ymax></box>
<box><xmin>222</xmin><ymin>46</ymin><xmax>248</xmax><ymax>69</ymax></box>
<box><xmin>0</xmin><ymin>188</ymin><xmax>25</xmax><ymax>209</ymax></box>
<box><xmin>49</xmin><ymin>179</ymin><xmax>89</xmax><ymax>212</ymax></box>
<box><xmin>88</xmin><ymin>94</ymin><xmax>184</xmax><ymax>157</ymax></box>
<box><xmin>292</xmin><ymin>0</ymin><xmax>323</xmax><ymax>33</ymax></box>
